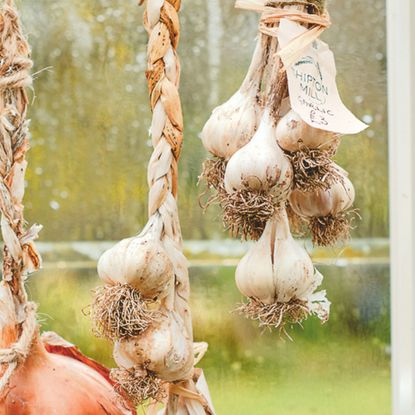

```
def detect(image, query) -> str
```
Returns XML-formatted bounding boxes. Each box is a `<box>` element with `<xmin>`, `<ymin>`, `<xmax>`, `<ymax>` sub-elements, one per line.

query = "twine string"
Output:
<box><xmin>0</xmin><ymin>0</ymin><xmax>41</xmax><ymax>396</ymax></box>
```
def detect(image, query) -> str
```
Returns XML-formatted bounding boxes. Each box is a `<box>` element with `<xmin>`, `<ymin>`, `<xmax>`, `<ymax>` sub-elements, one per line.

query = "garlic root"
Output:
<box><xmin>110</xmin><ymin>366</ymin><xmax>166</xmax><ymax>406</ymax></box>
<box><xmin>237</xmin><ymin>297</ymin><xmax>310</xmax><ymax>333</ymax></box>
<box><xmin>91</xmin><ymin>284</ymin><xmax>160</xmax><ymax>341</ymax></box>
<box><xmin>199</xmin><ymin>157</ymin><xmax>226</xmax><ymax>191</ymax></box>
<box><xmin>289</xmin><ymin>144</ymin><xmax>340</xmax><ymax>192</ymax></box>
<box><xmin>221</xmin><ymin>184</ymin><xmax>276</xmax><ymax>240</ymax></box>
<box><xmin>198</xmin><ymin>157</ymin><xmax>226</xmax><ymax>211</ymax></box>
<box><xmin>199</xmin><ymin>158</ymin><xmax>279</xmax><ymax>240</ymax></box>
<box><xmin>309</xmin><ymin>210</ymin><xmax>360</xmax><ymax>247</ymax></box>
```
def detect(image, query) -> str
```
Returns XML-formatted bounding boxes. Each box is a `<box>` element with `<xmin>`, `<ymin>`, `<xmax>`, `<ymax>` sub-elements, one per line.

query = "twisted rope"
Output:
<box><xmin>0</xmin><ymin>0</ymin><xmax>41</xmax><ymax>396</ymax></box>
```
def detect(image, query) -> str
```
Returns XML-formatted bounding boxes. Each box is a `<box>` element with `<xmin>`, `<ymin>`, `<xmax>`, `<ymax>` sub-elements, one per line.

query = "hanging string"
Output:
<box><xmin>0</xmin><ymin>0</ymin><xmax>42</xmax><ymax>395</ymax></box>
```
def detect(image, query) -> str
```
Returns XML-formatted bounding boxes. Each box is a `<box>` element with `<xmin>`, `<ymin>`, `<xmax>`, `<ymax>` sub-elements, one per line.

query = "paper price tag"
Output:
<box><xmin>277</xmin><ymin>19</ymin><xmax>368</xmax><ymax>135</ymax></box>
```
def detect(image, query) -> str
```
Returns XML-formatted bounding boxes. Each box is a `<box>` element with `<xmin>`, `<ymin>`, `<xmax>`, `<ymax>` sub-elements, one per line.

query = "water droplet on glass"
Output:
<box><xmin>49</xmin><ymin>200</ymin><xmax>60</xmax><ymax>210</ymax></box>
<box><xmin>362</xmin><ymin>114</ymin><xmax>373</xmax><ymax>124</ymax></box>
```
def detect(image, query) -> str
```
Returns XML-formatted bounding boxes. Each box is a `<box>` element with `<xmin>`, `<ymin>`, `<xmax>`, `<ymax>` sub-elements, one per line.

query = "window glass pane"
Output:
<box><xmin>21</xmin><ymin>0</ymin><xmax>389</xmax><ymax>413</ymax></box>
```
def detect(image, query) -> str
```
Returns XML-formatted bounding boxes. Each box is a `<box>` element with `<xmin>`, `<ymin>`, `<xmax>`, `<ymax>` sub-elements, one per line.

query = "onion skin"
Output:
<box><xmin>1</xmin><ymin>338</ymin><xmax>134</xmax><ymax>415</ymax></box>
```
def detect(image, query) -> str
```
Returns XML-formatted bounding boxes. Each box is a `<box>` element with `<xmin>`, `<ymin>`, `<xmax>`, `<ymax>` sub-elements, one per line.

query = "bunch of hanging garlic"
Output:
<box><xmin>91</xmin><ymin>214</ymin><xmax>193</xmax><ymax>403</ymax></box>
<box><xmin>200</xmin><ymin>0</ymin><xmax>358</xmax><ymax>246</ymax></box>
<box><xmin>198</xmin><ymin>1</ymin><xmax>343</xmax><ymax>332</ymax></box>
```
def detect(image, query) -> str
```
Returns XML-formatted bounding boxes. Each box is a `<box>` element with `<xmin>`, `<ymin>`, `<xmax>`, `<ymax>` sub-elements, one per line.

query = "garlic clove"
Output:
<box><xmin>270</xmin><ymin>210</ymin><xmax>316</xmax><ymax>302</ymax></box>
<box><xmin>273</xmin><ymin>234</ymin><xmax>315</xmax><ymax>302</ymax></box>
<box><xmin>235</xmin><ymin>219</ymin><xmax>275</xmax><ymax>304</ymax></box>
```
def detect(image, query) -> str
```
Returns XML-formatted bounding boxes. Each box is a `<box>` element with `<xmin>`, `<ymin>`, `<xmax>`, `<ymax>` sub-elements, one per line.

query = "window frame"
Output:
<box><xmin>387</xmin><ymin>0</ymin><xmax>415</xmax><ymax>413</ymax></box>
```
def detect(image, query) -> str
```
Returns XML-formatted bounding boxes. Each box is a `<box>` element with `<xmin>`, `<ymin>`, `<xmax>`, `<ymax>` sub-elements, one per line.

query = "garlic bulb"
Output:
<box><xmin>114</xmin><ymin>311</ymin><xmax>194</xmax><ymax>382</ymax></box>
<box><xmin>201</xmin><ymin>36</ymin><xmax>265</xmax><ymax>160</ymax></box>
<box><xmin>276</xmin><ymin>110</ymin><xmax>339</xmax><ymax>153</ymax></box>
<box><xmin>237</xmin><ymin>210</ymin><xmax>315</xmax><ymax>302</ymax></box>
<box><xmin>224</xmin><ymin>109</ymin><xmax>293</xmax><ymax>195</ymax></box>
<box><xmin>98</xmin><ymin>215</ymin><xmax>173</xmax><ymax>299</ymax></box>
<box><xmin>236</xmin><ymin>209</ymin><xmax>330</xmax><ymax>328</ymax></box>
<box><xmin>289</xmin><ymin>165</ymin><xmax>356</xmax><ymax>246</ymax></box>
<box><xmin>289</xmin><ymin>166</ymin><xmax>355</xmax><ymax>218</ymax></box>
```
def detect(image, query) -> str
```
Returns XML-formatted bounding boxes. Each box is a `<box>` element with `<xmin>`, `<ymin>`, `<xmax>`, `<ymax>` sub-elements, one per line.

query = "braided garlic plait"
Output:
<box><xmin>93</xmin><ymin>1</ymin><xmax>215</xmax><ymax>412</ymax></box>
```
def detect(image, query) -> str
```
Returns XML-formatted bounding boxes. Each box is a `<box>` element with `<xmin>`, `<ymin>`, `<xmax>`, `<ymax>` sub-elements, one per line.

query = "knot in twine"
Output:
<box><xmin>0</xmin><ymin>302</ymin><xmax>37</xmax><ymax>395</ymax></box>
<box><xmin>235</xmin><ymin>0</ymin><xmax>331</xmax><ymax>68</ymax></box>
<box><xmin>258</xmin><ymin>7</ymin><xmax>330</xmax><ymax>37</ymax></box>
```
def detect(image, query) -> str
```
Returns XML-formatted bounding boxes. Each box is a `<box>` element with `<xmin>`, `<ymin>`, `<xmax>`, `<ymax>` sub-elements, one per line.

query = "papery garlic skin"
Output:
<box><xmin>236</xmin><ymin>210</ymin><xmax>318</xmax><ymax>305</ymax></box>
<box><xmin>98</xmin><ymin>217</ymin><xmax>173</xmax><ymax>299</ymax></box>
<box><xmin>235</xmin><ymin>219</ymin><xmax>275</xmax><ymax>304</ymax></box>
<box><xmin>201</xmin><ymin>91</ymin><xmax>262</xmax><ymax>159</ymax></box>
<box><xmin>201</xmin><ymin>37</ymin><xmax>265</xmax><ymax>160</ymax></box>
<box><xmin>276</xmin><ymin>110</ymin><xmax>339</xmax><ymax>152</ymax></box>
<box><xmin>224</xmin><ymin>110</ymin><xmax>293</xmax><ymax>194</ymax></box>
<box><xmin>113</xmin><ymin>312</ymin><xmax>194</xmax><ymax>382</ymax></box>
<box><xmin>289</xmin><ymin>167</ymin><xmax>355</xmax><ymax>218</ymax></box>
